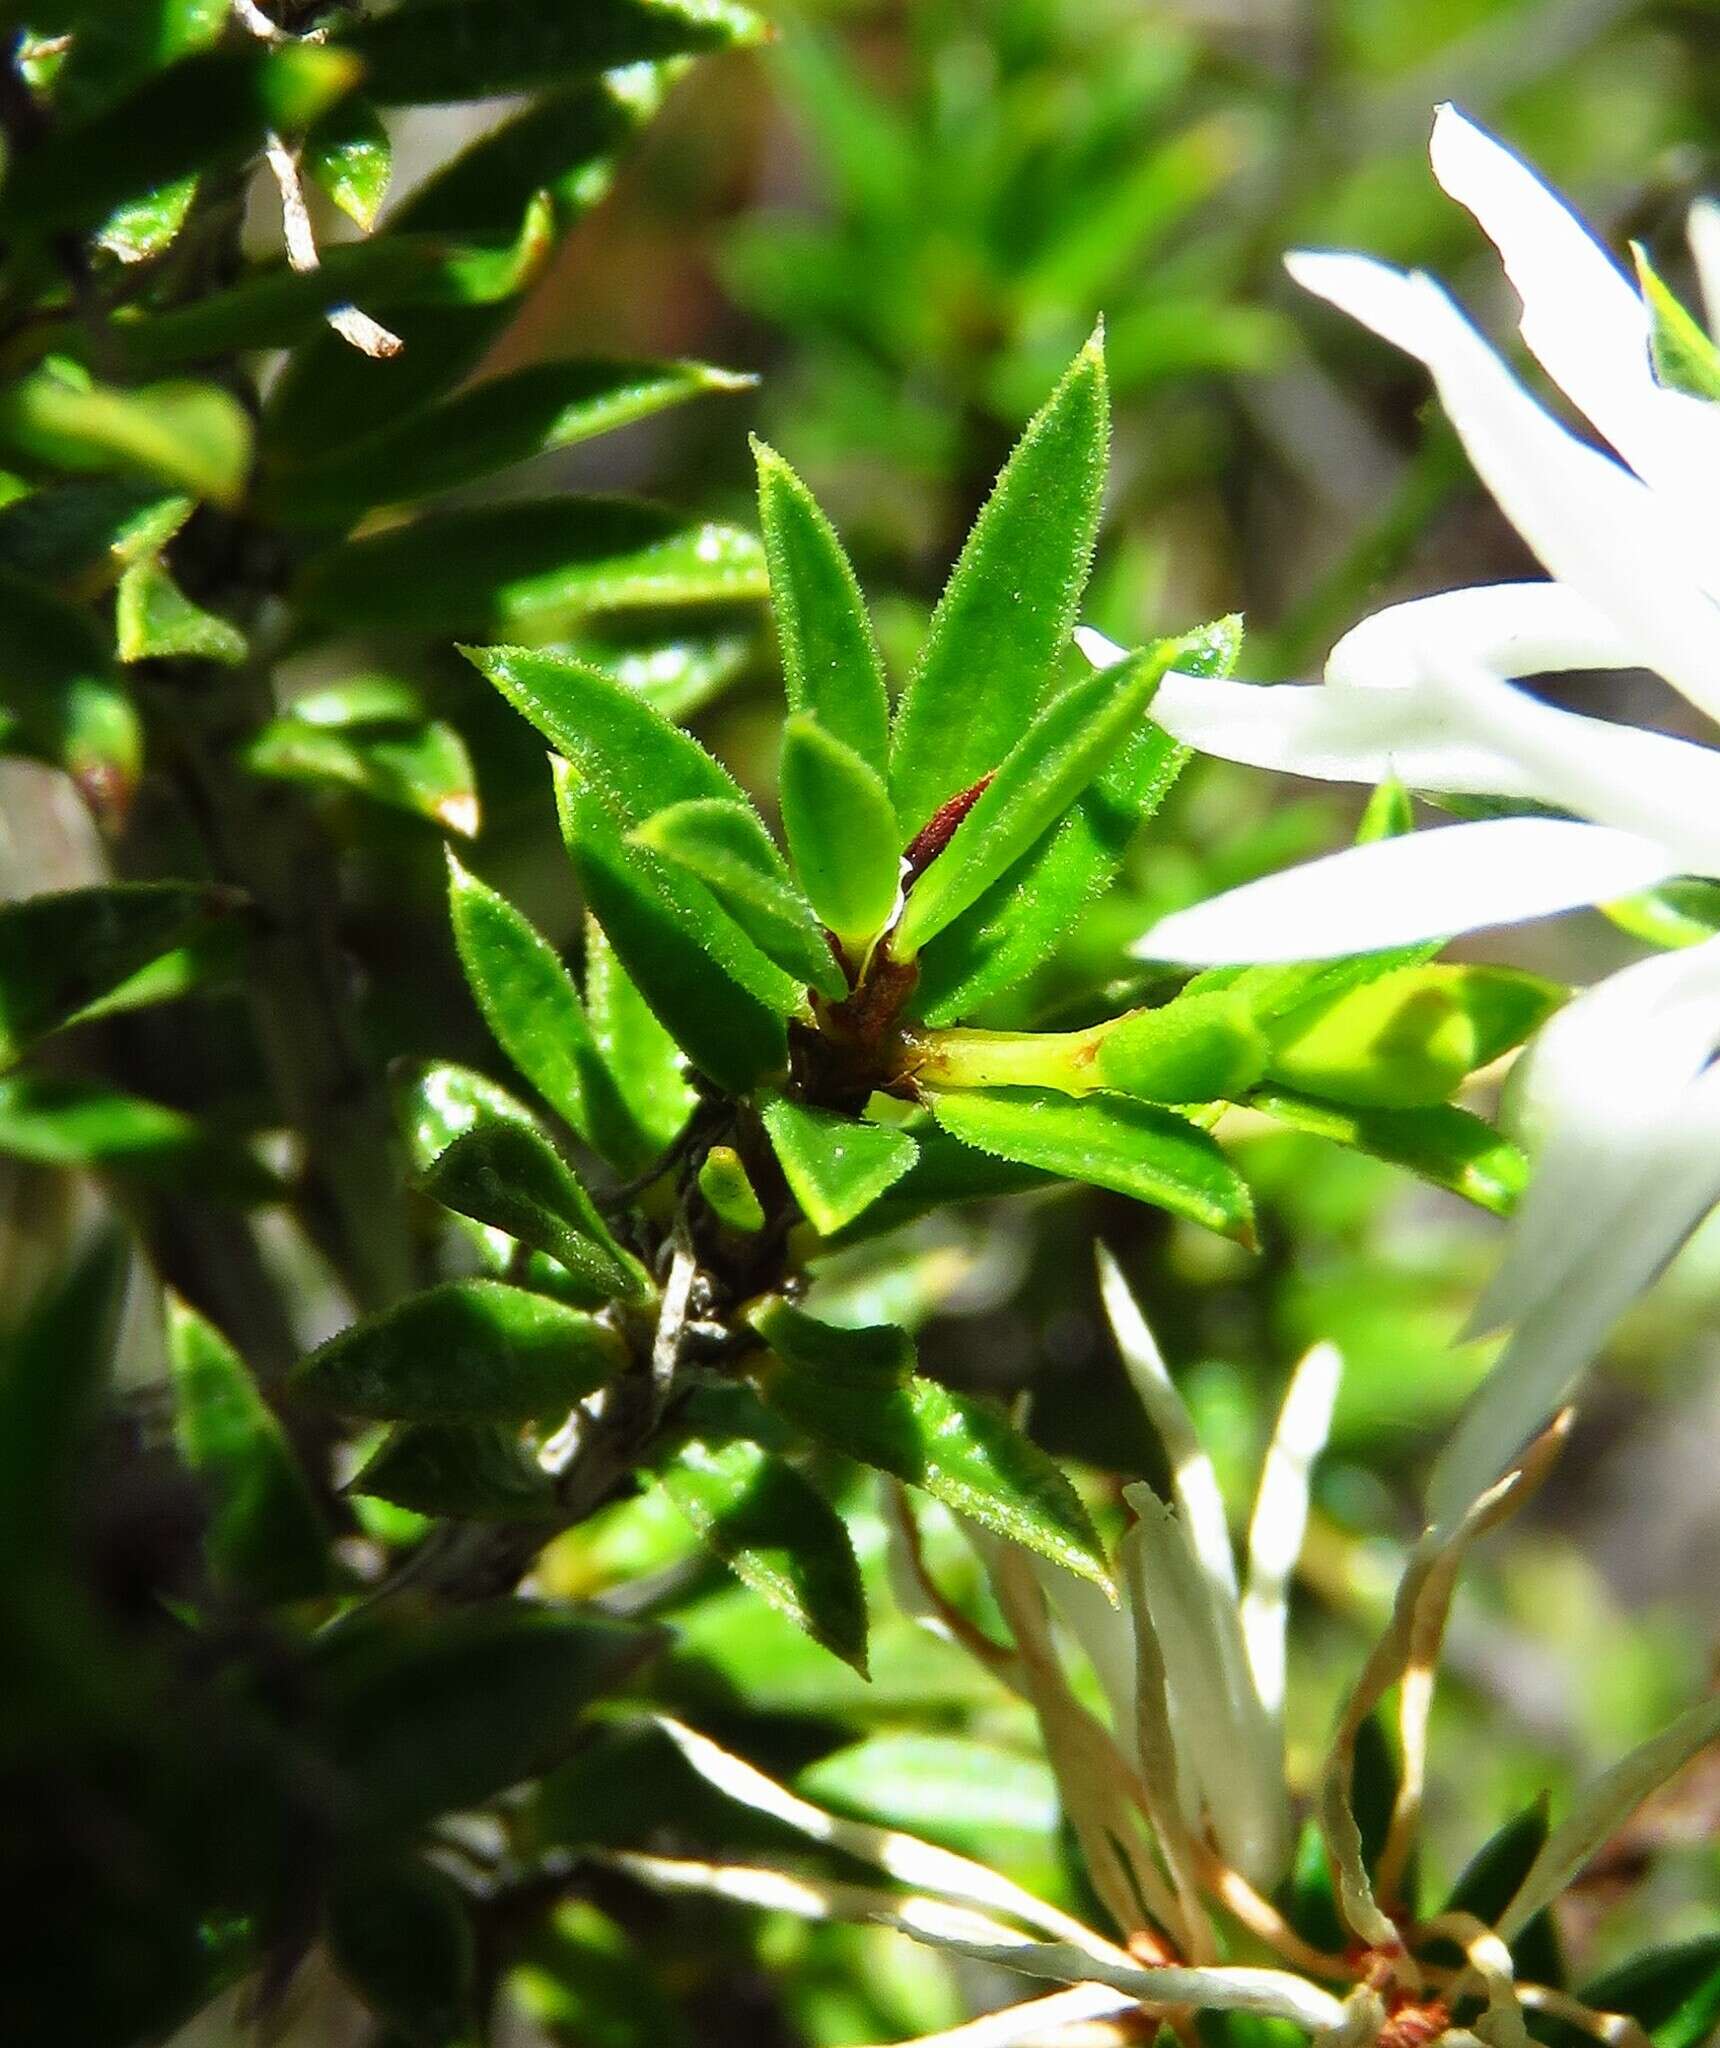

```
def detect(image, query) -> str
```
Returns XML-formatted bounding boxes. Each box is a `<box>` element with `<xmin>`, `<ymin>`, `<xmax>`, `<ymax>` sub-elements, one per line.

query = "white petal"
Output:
<box><xmin>1689</xmin><ymin>197</ymin><xmax>1720</xmax><ymax>339</ymax></box>
<box><xmin>1428</xmin><ymin>1060</ymin><xmax>1720</xmax><ymax>1527</ymax></box>
<box><xmin>1074</xmin><ymin>626</ymin><xmax>1129</xmax><ymax>671</ymax></box>
<box><xmin>1289</xmin><ymin>251</ymin><xmax>1720</xmax><ymax>722</ymax></box>
<box><xmin>1324</xmin><ymin>582</ymin><xmax>1633</xmax><ymax>692</ymax></box>
<box><xmin>1136</xmin><ymin>817</ymin><xmax>1677</xmax><ymax>965</ymax></box>
<box><xmin>1414</xmin><ymin>659</ymin><xmax>1720</xmax><ymax>873</ymax></box>
<box><xmin>1428</xmin><ymin>104</ymin><xmax>1720</xmax><ymax>532</ymax></box>
<box><xmin>1241</xmin><ymin>1343</ymin><xmax>1341</xmax><ymax>1724</ymax></box>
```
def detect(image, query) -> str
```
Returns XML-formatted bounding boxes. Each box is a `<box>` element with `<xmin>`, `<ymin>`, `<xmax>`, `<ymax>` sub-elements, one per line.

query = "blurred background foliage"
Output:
<box><xmin>3</xmin><ymin>1</ymin><xmax>1718</xmax><ymax>2043</ymax></box>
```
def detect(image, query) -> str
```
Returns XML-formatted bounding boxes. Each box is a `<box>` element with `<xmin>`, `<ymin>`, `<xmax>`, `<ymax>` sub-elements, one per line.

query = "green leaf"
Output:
<box><xmin>349</xmin><ymin>1422</ymin><xmax>557</xmax><ymax>1523</ymax></box>
<box><xmin>1438</xmin><ymin>1797</ymin><xmax>1563</xmax><ymax>1991</ymax></box>
<box><xmin>779</xmin><ymin>712</ymin><xmax>902</xmax><ymax>952</ymax></box>
<box><xmin>796</xmin><ymin>1735</ymin><xmax>1058</xmax><ymax>1846</ymax></box>
<box><xmin>268</xmin><ymin>358</ymin><xmax>754</xmax><ymax>526</ymax></box>
<box><xmin>634</xmin><ymin>798</ymin><xmax>846</xmax><ymax>999</ymax></box>
<box><xmin>0</xmin><ymin>881</ymin><xmax>240</xmax><ymax>1065</ymax></box>
<box><xmin>305</xmin><ymin>93</ymin><xmax>393</xmax><ymax>232</ymax></box>
<box><xmin>417</xmin><ymin>1122</ymin><xmax>652</xmax><ymax>1306</ymax></box>
<box><xmin>584</xmin><ymin>915</ymin><xmax>697</xmax><ymax>1173</ymax></box>
<box><xmin>115</xmin><ymin>559</ymin><xmax>247</xmax><ymax>665</ymax></box>
<box><xmin>446</xmin><ymin>851</ymin><xmax>634</xmax><ymax>1159</ymax></box>
<box><xmin>309</xmin><ymin>1603</ymin><xmax>659</xmax><ymax>1838</ymax></box>
<box><xmin>392</xmin><ymin>1058</ymin><xmax>538</xmax><ymax>1175</ymax></box>
<box><xmin>555</xmin><ymin>765</ymin><xmax>792</xmax><ymax>1092</ymax></box>
<box><xmin>167</xmin><ymin>1295</ymin><xmax>331</xmax><ymax>1605</ymax></box>
<box><xmin>1633</xmin><ymin>245</ymin><xmax>1720</xmax><ymax>402</ymax></box>
<box><xmin>889</xmin><ymin>329</ymin><xmax>1109</xmax><ymax>839</ymax></box>
<box><xmin>122</xmin><ymin>199</ymin><xmax>556</xmax><ymax>375</ymax></box>
<box><xmin>0</xmin><ymin>1074</ymin><xmax>272</xmax><ymax>1198</ymax></box>
<box><xmin>1573</xmin><ymin>1937</ymin><xmax>1720</xmax><ymax>2048</ymax></box>
<box><xmin>0</xmin><ymin>478</ymin><xmax>193</xmax><ymax>591</ymax></box>
<box><xmin>655</xmin><ymin>1433</ymin><xmax>868</xmax><ymax>1672</ymax></box>
<box><xmin>297</xmin><ymin>499</ymin><xmax>767</xmax><ymax>636</ymax></box>
<box><xmin>749</xmin><ymin>1298</ymin><xmax>1110</xmax><ymax>1588</ymax></box>
<box><xmin>0</xmin><ymin>45</ymin><xmax>358</xmax><ymax>239</ymax></box>
<box><xmin>927</xmin><ymin>1087</ymin><xmax>1255</xmax><ymax>1243</ymax></box>
<box><xmin>1248</xmin><ymin>1089</ymin><xmax>1527</xmax><ymax>1216</ymax></box>
<box><xmin>822</xmin><ymin>1123</ymin><xmax>1058</xmax><ymax>1244</ymax></box>
<box><xmin>697</xmin><ymin>1143</ymin><xmax>767</xmax><ymax>1232</ymax></box>
<box><xmin>264</xmin><ymin>75</ymin><xmax>666</xmax><ymax>460</ymax></box>
<box><xmin>514</xmin><ymin>1901</ymin><xmax>694</xmax><ymax>2048</ymax></box>
<box><xmin>913</xmin><ymin>615</ymin><xmax>1237</xmax><ymax>1026</ymax></box>
<box><xmin>341</xmin><ymin>0</ymin><xmax>767</xmax><ymax>105</ymax></box>
<box><xmin>293</xmin><ymin>1281</ymin><xmax>625</xmax><ymax>1423</ymax></box>
<box><xmin>1601</xmin><ymin>876</ymin><xmax>1720</xmax><ymax>951</ymax></box>
<box><xmin>893</xmin><ymin>645</ymin><xmax>1170</xmax><ymax>957</ymax></box>
<box><xmin>753</xmin><ymin>439</ymin><xmax>889</xmax><ymax>772</ymax></box>
<box><xmin>570</xmin><ymin>618</ymin><xmax>754</xmax><ymax>723</ymax></box>
<box><xmin>0</xmin><ymin>366</ymin><xmax>253</xmax><ymax>507</ymax></box>
<box><xmin>1262</xmin><ymin>965</ymin><xmax>1562</xmax><ymax>1109</ymax></box>
<box><xmin>759</xmin><ymin>1092</ymin><xmax>918</xmax><ymax>1234</ymax></box>
<box><xmin>328</xmin><ymin>1855</ymin><xmax>476</xmax><ymax>2047</ymax></box>
<box><xmin>247</xmin><ymin>714</ymin><xmax>476</xmax><ymax>835</ymax></box>
<box><xmin>0</xmin><ymin>568</ymin><xmax>140</xmax><ymax>825</ymax></box>
<box><xmin>97</xmin><ymin>175</ymin><xmax>199</xmax><ymax>266</ymax></box>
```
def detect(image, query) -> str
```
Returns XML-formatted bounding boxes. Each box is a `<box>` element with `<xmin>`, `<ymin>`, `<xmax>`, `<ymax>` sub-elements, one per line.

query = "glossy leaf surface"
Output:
<box><xmin>778</xmin><ymin>713</ymin><xmax>902</xmax><ymax>952</ymax></box>
<box><xmin>349</xmin><ymin>1423</ymin><xmax>557</xmax><ymax>1524</ymax></box>
<box><xmin>929</xmin><ymin>1087</ymin><xmax>1255</xmax><ymax>1241</ymax></box>
<box><xmin>759</xmin><ymin>1092</ymin><xmax>918</xmax><ymax>1234</ymax></box>
<box><xmin>0</xmin><ymin>367</ymin><xmax>253</xmax><ymax>507</ymax></box>
<box><xmin>1248</xmin><ymin>1088</ymin><xmax>1527</xmax><ymax>1216</ymax></box>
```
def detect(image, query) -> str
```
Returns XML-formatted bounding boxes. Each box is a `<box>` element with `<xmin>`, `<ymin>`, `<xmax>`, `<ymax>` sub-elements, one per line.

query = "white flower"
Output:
<box><xmin>1080</xmin><ymin>105</ymin><xmax>1720</xmax><ymax>1521</ymax></box>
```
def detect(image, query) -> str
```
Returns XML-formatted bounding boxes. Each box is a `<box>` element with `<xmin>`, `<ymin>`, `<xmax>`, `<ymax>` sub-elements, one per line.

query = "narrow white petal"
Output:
<box><xmin>1030</xmin><ymin>1555</ymin><xmax>1140</xmax><ymax>1764</ymax></box>
<box><xmin>864</xmin><ymin>1983</ymin><xmax>1141</xmax><ymax>2048</ymax></box>
<box><xmin>1074</xmin><ymin>626</ymin><xmax>1129</xmax><ymax>671</ymax></box>
<box><xmin>1415</xmin><ymin>660</ymin><xmax>1720</xmax><ymax>874</ymax></box>
<box><xmin>1136</xmin><ymin>818</ymin><xmax>1677</xmax><ymax>965</ymax></box>
<box><xmin>1428</xmin><ymin>104</ymin><xmax>1720</xmax><ymax>528</ymax></box>
<box><xmin>1241</xmin><ymin>1344</ymin><xmax>1341</xmax><ymax>1724</ymax></box>
<box><xmin>1324</xmin><ymin>582</ymin><xmax>1633</xmax><ymax>692</ymax></box>
<box><xmin>1428</xmin><ymin>1061</ymin><xmax>1720</xmax><ymax>1525</ymax></box>
<box><xmin>1289</xmin><ymin>251</ymin><xmax>1720</xmax><ymax>722</ymax></box>
<box><xmin>1689</xmin><ymin>198</ymin><xmax>1720</xmax><ymax>338</ymax></box>
<box><xmin>1470</xmin><ymin>935</ymin><xmax>1720</xmax><ymax>1335</ymax></box>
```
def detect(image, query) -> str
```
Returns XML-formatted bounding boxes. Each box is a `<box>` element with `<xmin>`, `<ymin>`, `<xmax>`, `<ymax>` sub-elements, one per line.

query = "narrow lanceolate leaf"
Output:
<box><xmin>0</xmin><ymin>882</ymin><xmax>240</xmax><ymax>1066</ymax></box>
<box><xmin>296</xmin><ymin>502</ymin><xmax>767</xmax><ymax>636</ymax></box>
<box><xmin>269</xmin><ymin>360</ymin><xmax>754</xmax><ymax>526</ymax></box>
<box><xmin>913</xmin><ymin>615</ymin><xmax>1238</xmax><ymax>1026</ymax></box>
<box><xmin>1633</xmin><ymin>245</ymin><xmax>1720</xmax><ymax>402</ymax></box>
<box><xmin>349</xmin><ymin>1422</ymin><xmax>558</xmax><ymax>1524</ymax></box>
<box><xmin>778</xmin><ymin>713</ymin><xmax>902</xmax><ymax>952</ymax></box>
<box><xmin>293</xmin><ymin>1281</ymin><xmax>625</xmax><ymax>1423</ymax></box>
<box><xmin>556</xmin><ymin>765</ymin><xmax>791</xmax><ymax>1093</ymax></box>
<box><xmin>392</xmin><ymin>1059</ymin><xmax>538</xmax><ymax>1176</ymax></box>
<box><xmin>655</xmin><ymin>1434</ymin><xmax>868</xmax><ymax>1672</ymax></box>
<box><xmin>1436</xmin><ymin>1798</ymin><xmax>1563</xmax><ymax>1991</ymax></box>
<box><xmin>754</xmin><ymin>440</ymin><xmax>889</xmax><ymax>772</ymax></box>
<box><xmin>0</xmin><ymin>568</ymin><xmax>140</xmax><ymax>825</ymax></box>
<box><xmin>247</xmin><ymin>715</ymin><xmax>477</xmax><ymax>835</ymax></box>
<box><xmin>1560</xmin><ymin>1937</ymin><xmax>1720</xmax><ymax>2048</ymax></box>
<box><xmin>928</xmin><ymin>1088</ymin><xmax>1255</xmax><ymax>1243</ymax></box>
<box><xmin>115</xmin><ymin>560</ymin><xmax>246</xmax><ymax>666</ymax></box>
<box><xmin>889</xmin><ymin>329</ymin><xmax>1109</xmax><ymax>838</ymax></box>
<box><xmin>584</xmin><ymin>915</ymin><xmax>696</xmax><ymax>1173</ymax></box>
<box><xmin>1248</xmin><ymin>1089</ymin><xmax>1528</xmax><ymax>1217</ymax></box>
<box><xmin>340</xmin><ymin>0</ymin><xmax>767</xmax><ymax>105</ymax></box>
<box><xmin>759</xmin><ymin>1092</ymin><xmax>918</xmax><ymax>1235</ymax></box>
<box><xmin>447</xmin><ymin>851</ymin><xmax>623</xmax><ymax>1152</ymax></box>
<box><xmin>417</xmin><ymin>1122</ymin><xmax>651</xmax><ymax>1306</ymax></box>
<box><xmin>0</xmin><ymin>1073</ymin><xmax>278</xmax><ymax>1199</ymax></box>
<box><xmin>167</xmin><ymin>1296</ymin><xmax>331</xmax><ymax>1604</ymax></box>
<box><xmin>308</xmin><ymin>1604</ymin><xmax>659</xmax><ymax>1839</ymax></box>
<box><xmin>749</xmin><ymin>1298</ymin><xmax>1110</xmax><ymax>1588</ymax></box>
<box><xmin>634</xmin><ymin>799</ymin><xmax>846</xmax><ymax>999</ymax></box>
<box><xmin>305</xmin><ymin>92</ymin><xmax>393</xmax><ymax>231</ymax></box>
<box><xmin>894</xmin><ymin>647</ymin><xmax>1170</xmax><ymax>958</ymax></box>
<box><xmin>0</xmin><ymin>367</ymin><xmax>253</xmax><ymax>507</ymax></box>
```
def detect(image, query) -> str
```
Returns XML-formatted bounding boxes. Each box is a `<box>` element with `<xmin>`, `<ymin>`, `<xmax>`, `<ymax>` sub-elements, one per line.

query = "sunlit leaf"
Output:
<box><xmin>583</xmin><ymin>915</ymin><xmax>697</xmax><ymax>1174</ymax></box>
<box><xmin>0</xmin><ymin>365</ymin><xmax>253</xmax><ymax>507</ymax></box>
<box><xmin>655</xmin><ymin>1432</ymin><xmax>868</xmax><ymax>1672</ymax></box>
<box><xmin>305</xmin><ymin>93</ymin><xmax>393</xmax><ymax>231</ymax></box>
<box><xmin>697</xmin><ymin>1143</ymin><xmax>767</xmax><ymax>1233</ymax></box>
<box><xmin>0</xmin><ymin>1073</ymin><xmax>278</xmax><ymax>1199</ymax></box>
<box><xmin>889</xmin><ymin>330</ymin><xmax>1108</xmax><ymax>838</ymax></box>
<box><xmin>779</xmin><ymin>713</ymin><xmax>901</xmax><ymax>953</ymax></box>
<box><xmin>759</xmin><ymin>1091</ymin><xmax>918</xmax><ymax>1234</ymax></box>
<box><xmin>115</xmin><ymin>559</ymin><xmax>246</xmax><ymax>666</ymax></box>
<box><xmin>754</xmin><ymin>438</ymin><xmax>889</xmax><ymax>772</ymax></box>
<box><xmin>1634</xmin><ymin>245</ymin><xmax>1720</xmax><ymax>402</ymax></box>
<box><xmin>247</xmin><ymin>714</ymin><xmax>476</xmax><ymax>835</ymax></box>
<box><xmin>1247</xmin><ymin>1088</ymin><xmax>1527</xmax><ymax>1216</ymax></box>
<box><xmin>750</xmin><ymin>1298</ymin><xmax>1110</xmax><ymax>1587</ymax></box>
<box><xmin>293</xmin><ymin>1281</ymin><xmax>625</xmax><ymax>1423</ymax></box>
<box><xmin>929</xmin><ymin>1087</ymin><xmax>1254</xmax><ymax>1242</ymax></box>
